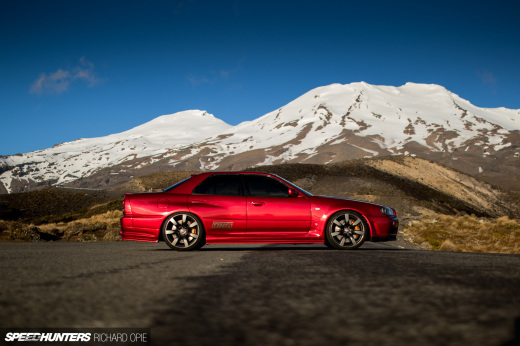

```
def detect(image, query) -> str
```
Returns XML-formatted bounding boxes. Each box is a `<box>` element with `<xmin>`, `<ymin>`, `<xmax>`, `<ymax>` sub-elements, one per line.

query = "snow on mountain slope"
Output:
<box><xmin>0</xmin><ymin>111</ymin><xmax>232</xmax><ymax>193</ymax></box>
<box><xmin>1</xmin><ymin>82</ymin><xmax>519</xmax><ymax>194</ymax></box>
<box><xmin>164</xmin><ymin>82</ymin><xmax>519</xmax><ymax>170</ymax></box>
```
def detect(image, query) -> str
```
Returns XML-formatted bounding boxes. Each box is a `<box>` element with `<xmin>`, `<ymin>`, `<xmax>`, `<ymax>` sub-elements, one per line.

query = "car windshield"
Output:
<box><xmin>163</xmin><ymin>177</ymin><xmax>192</xmax><ymax>192</ymax></box>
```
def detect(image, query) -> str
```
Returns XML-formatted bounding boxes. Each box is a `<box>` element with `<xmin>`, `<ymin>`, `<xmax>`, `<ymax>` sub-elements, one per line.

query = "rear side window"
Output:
<box><xmin>244</xmin><ymin>175</ymin><xmax>290</xmax><ymax>197</ymax></box>
<box><xmin>192</xmin><ymin>175</ymin><xmax>244</xmax><ymax>196</ymax></box>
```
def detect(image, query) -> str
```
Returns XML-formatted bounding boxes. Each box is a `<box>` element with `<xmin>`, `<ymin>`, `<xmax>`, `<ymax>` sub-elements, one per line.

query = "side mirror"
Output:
<box><xmin>288</xmin><ymin>188</ymin><xmax>299</xmax><ymax>197</ymax></box>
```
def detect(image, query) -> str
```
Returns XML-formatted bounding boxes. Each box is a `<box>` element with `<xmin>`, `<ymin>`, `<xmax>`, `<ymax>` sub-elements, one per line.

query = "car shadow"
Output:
<box><xmin>152</xmin><ymin>244</ymin><xmax>412</xmax><ymax>252</ymax></box>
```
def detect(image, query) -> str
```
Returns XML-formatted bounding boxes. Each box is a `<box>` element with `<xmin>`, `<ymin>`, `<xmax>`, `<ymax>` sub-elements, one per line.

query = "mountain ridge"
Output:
<box><xmin>1</xmin><ymin>82</ymin><xmax>518</xmax><ymax>194</ymax></box>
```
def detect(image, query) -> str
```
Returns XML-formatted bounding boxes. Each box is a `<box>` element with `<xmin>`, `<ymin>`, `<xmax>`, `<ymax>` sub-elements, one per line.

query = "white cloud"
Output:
<box><xmin>30</xmin><ymin>57</ymin><xmax>100</xmax><ymax>95</ymax></box>
<box><xmin>186</xmin><ymin>59</ymin><xmax>244</xmax><ymax>87</ymax></box>
<box><xmin>475</xmin><ymin>69</ymin><xmax>498</xmax><ymax>96</ymax></box>
<box><xmin>478</xmin><ymin>70</ymin><xmax>497</xmax><ymax>86</ymax></box>
<box><xmin>187</xmin><ymin>74</ymin><xmax>213</xmax><ymax>86</ymax></box>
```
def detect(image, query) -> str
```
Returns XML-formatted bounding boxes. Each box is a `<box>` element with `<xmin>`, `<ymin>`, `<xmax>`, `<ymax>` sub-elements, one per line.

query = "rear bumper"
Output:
<box><xmin>120</xmin><ymin>217</ymin><xmax>160</xmax><ymax>242</ymax></box>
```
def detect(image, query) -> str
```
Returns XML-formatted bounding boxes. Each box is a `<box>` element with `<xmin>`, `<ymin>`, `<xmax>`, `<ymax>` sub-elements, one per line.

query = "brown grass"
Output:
<box><xmin>0</xmin><ymin>210</ymin><xmax>123</xmax><ymax>242</ymax></box>
<box><xmin>404</xmin><ymin>215</ymin><xmax>520</xmax><ymax>254</ymax></box>
<box><xmin>0</xmin><ymin>187</ymin><xmax>122</xmax><ymax>223</ymax></box>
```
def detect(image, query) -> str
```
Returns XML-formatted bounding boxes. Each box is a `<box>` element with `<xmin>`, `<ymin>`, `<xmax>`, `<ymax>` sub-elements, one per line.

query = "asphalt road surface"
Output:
<box><xmin>0</xmin><ymin>241</ymin><xmax>519</xmax><ymax>346</ymax></box>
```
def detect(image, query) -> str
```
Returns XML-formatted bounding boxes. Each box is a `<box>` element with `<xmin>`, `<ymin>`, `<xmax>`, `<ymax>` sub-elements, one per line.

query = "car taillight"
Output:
<box><xmin>123</xmin><ymin>193</ymin><xmax>132</xmax><ymax>216</ymax></box>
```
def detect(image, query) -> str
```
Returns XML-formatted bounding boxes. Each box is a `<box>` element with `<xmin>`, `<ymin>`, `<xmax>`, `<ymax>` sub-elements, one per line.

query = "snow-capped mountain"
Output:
<box><xmin>1</xmin><ymin>82</ymin><xmax>519</xmax><ymax>194</ymax></box>
<box><xmin>0</xmin><ymin>110</ymin><xmax>232</xmax><ymax>193</ymax></box>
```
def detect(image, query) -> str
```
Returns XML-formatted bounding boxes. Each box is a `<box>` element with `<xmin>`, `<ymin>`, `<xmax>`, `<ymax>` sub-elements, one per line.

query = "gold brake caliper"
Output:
<box><xmin>351</xmin><ymin>218</ymin><xmax>361</xmax><ymax>240</ymax></box>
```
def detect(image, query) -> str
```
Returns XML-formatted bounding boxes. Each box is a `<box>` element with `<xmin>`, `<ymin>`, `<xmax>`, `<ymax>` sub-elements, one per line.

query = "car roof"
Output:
<box><xmin>191</xmin><ymin>171</ymin><xmax>277</xmax><ymax>178</ymax></box>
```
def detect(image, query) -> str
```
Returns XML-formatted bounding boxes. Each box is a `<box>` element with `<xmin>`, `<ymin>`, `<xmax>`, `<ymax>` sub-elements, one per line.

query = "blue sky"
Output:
<box><xmin>1</xmin><ymin>0</ymin><xmax>519</xmax><ymax>155</ymax></box>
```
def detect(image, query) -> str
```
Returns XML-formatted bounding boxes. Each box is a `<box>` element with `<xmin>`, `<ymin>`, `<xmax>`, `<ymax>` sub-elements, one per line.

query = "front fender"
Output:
<box><xmin>309</xmin><ymin>196</ymin><xmax>382</xmax><ymax>239</ymax></box>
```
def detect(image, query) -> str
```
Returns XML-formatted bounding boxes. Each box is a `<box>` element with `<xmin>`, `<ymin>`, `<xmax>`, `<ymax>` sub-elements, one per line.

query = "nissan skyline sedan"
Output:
<box><xmin>120</xmin><ymin>172</ymin><xmax>399</xmax><ymax>250</ymax></box>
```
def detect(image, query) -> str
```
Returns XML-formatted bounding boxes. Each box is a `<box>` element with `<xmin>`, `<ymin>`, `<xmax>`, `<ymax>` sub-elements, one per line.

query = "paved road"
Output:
<box><xmin>0</xmin><ymin>241</ymin><xmax>519</xmax><ymax>346</ymax></box>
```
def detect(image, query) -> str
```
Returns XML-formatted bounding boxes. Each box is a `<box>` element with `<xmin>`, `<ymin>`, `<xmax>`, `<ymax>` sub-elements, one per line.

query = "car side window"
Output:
<box><xmin>244</xmin><ymin>175</ymin><xmax>290</xmax><ymax>197</ymax></box>
<box><xmin>192</xmin><ymin>175</ymin><xmax>244</xmax><ymax>196</ymax></box>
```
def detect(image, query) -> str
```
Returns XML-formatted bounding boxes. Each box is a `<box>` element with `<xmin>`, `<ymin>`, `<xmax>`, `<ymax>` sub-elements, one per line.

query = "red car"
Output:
<box><xmin>120</xmin><ymin>172</ymin><xmax>398</xmax><ymax>250</ymax></box>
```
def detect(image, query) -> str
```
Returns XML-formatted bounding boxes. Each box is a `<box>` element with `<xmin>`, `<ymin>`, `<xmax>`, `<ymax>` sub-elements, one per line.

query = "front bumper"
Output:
<box><xmin>369</xmin><ymin>216</ymin><xmax>399</xmax><ymax>241</ymax></box>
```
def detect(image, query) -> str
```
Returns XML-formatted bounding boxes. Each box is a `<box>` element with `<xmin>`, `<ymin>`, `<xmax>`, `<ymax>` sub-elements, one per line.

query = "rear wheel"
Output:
<box><xmin>325</xmin><ymin>211</ymin><xmax>368</xmax><ymax>250</ymax></box>
<box><xmin>162</xmin><ymin>212</ymin><xmax>205</xmax><ymax>251</ymax></box>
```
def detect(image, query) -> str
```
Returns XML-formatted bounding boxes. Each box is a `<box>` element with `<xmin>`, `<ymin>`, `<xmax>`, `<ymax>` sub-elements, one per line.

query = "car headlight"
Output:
<box><xmin>381</xmin><ymin>206</ymin><xmax>395</xmax><ymax>216</ymax></box>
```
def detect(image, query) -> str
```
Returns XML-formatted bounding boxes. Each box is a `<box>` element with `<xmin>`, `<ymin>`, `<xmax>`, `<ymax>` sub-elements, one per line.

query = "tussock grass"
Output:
<box><xmin>0</xmin><ymin>220</ymin><xmax>40</xmax><ymax>241</ymax></box>
<box><xmin>32</xmin><ymin>198</ymin><xmax>123</xmax><ymax>225</ymax></box>
<box><xmin>404</xmin><ymin>215</ymin><xmax>520</xmax><ymax>254</ymax></box>
<box><xmin>0</xmin><ymin>210</ymin><xmax>123</xmax><ymax>242</ymax></box>
<box><xmin>38</xmin><ymin>210</ymin><xmax>123</xmax><ymax>241</ymax></box>
<box><xmin>0</xmin><ymin>187</ymin><xmax>121</xmax><ymax>222</ymax></box>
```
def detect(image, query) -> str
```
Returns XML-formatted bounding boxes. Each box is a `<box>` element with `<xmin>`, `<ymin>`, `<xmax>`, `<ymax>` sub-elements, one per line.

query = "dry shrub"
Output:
<box><xmin>405</xmin><ymin>215</ymin><xmax>520</xmax><ymax>254</ymax></box>
<box><xmin>6</xmin><ymin>210</ymin><xmax>124</xmax><ymax>242</ymax></box>
<box><xmin>439</xmin><ymin>239</ymin><xmax>459</xmax><ymax>252</ymax></box>
<box><xmin>0</xmin><ymin>220</ymin><xmax>40</xmax><ymax>241</ymax></box>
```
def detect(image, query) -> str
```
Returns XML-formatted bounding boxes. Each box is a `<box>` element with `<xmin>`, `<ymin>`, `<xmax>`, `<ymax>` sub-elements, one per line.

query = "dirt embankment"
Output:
<box><xmin>365</xmin><ymin>157</ymin><xmax>516</xmax><ymax>217</ymax></box>
<box><xmin>246</xmin><ymin>156</ymin><xmax>519</xmax><ymax>218</ymax></box>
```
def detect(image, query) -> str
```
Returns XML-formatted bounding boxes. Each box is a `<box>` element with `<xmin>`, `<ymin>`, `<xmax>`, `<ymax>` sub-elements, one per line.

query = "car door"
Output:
<box><xmin>243</xmin><ymin>174</ymin><xmax>311</xmax><ymax>237</ymax></box>
<box><xmin>188</xmin><ymin>174</ymin><xmax>246</xmax><ymax>236</ymax></box>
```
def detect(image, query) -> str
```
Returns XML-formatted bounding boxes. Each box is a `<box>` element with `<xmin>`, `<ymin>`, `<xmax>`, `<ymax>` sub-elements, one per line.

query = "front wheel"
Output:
<box><xmin>325</xmin><ymin>211</ymin><xmax>368</xmax><ymax>250</ymax></box>
<box><xmin>162</xmin><ymin>212</ymin><xmax>205</xmax><ymax>251</ymax></box>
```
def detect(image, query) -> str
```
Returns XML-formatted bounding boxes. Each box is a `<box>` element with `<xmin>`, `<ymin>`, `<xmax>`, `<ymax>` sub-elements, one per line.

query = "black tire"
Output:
<box><xmin>161</xmin><ymin>212</ymin><xmax>205</xmax><ymax>251</ymax></box>
<box><xmin>325</xmin><ymin>210</ymin><xmax>368</xmax><ymax>250</ymax></box>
